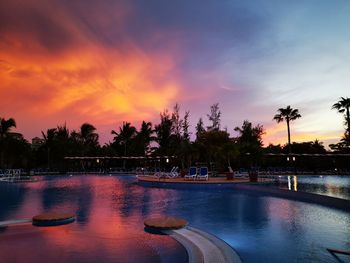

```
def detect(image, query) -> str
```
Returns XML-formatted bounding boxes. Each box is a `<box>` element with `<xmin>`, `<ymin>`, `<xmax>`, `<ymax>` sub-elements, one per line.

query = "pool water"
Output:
<box><xmin>0</xmin><ymin>176</ymin><xmax>187</xmax><ymax>263</ymax></box>
<box><xmin>274</xmin><ymin>175</ymin><xmax>350</xmax><ymax>200</ymax></box>
<box><xmin>0</xmin><ymin>175</ymin><xmax>349</xmax><ymax>263</ymax></box>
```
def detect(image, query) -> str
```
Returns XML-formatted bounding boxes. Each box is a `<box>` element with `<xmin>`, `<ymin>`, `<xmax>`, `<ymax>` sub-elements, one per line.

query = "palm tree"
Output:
<box><xmin>78</xmin><ymin>123</ymin><xmax>99</xmax><ymax>156</ymax></box>
<box><xmin>154</xmin><ymin>110</ymin><xmax>173</xmax><ymax>154</ymax></box>
<box><xmin>273</xmin><ymin>106</ymin><xmax>301</xmax><ymax>153</ymax></box>
<box><xmin>138</xmin><ymin>121</ymin><xmax>154</xmax><ymax>155</ymax></box>
<box><xmin>0</xmin><ymin>117</ymin><xmax>17</xmax><ymax>168</ymax></box>
<box><xmin>235</xmin><ymin>120</ymin><xmax>265</xmax><ymax>168</ymax></box>
<box><xmin>332</xmin><ymin>97</ymin><xmax>350</xmax><ymax>137</ymax></box>
<box><xmin>111</xmin><ymin>122</ymin><xmax>136</xmax><ymax>156</ymax></box>
<box><xmin>41</xmin><ymin>128</ymin><xmax>57</xmax><ymax>169</ymax></box>
<box><xmin>0</xmin><ymin>117</ymin><xmax>16</xmax><ymax>139</ymax></box>
<box><xmin>80</xmin><ymin>123</ymin><xmax>99</xmax><ymax>146</ymax></box>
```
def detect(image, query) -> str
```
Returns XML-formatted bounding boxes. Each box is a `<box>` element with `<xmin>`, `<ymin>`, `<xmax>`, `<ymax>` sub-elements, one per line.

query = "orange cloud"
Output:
<box><xmin>0</xmin><ymin>0</ymin><xmax>188</xmax><ymax>142</ymax></box>
<box><xmin>0</xmin><ymin>37</ymin><xmax>180</xmax><ymax>141</ymax></box>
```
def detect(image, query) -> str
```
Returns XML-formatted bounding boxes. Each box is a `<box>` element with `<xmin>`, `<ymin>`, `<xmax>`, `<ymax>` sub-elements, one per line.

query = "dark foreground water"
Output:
<box><xmin>0</xmin><ymin>175</ymin><xmax>349</xmax><ymax>263</ymax></box>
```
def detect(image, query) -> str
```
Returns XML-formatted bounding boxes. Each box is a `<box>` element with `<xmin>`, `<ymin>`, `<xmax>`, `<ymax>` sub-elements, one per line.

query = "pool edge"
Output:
<box><xmin>163</xmin><ymin>226</ymin><xmax>242</xmax><ymax>263</ymax></box>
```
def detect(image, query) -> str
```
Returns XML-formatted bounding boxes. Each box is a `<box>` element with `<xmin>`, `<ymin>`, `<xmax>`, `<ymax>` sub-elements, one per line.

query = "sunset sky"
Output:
<box><xmin>1</xmin><ymin>0</ymin><xmax>349</xmax><ymax>147</ymax></box>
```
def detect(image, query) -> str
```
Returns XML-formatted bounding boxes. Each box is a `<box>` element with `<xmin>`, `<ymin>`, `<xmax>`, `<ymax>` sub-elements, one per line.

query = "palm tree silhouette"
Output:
<box><xmin>138</xmin><ymin>121</ymin><xmax>154</xmax><ymax>156</ymax></box>
<box><xmin>332</xmin><ymin>97</ymin><xmax>350</xmax><ymax>137</ymax></box>
<box><xmin>0</xmin><ymin>117</ymin><xmax>17</xmax><ymax>167</ymax></box>
<box><xmin>273</xmin><ymin>106</ymin><xmax>301</xmax><ymax>153</ymax></box>
<box><xmin>0</xmin><ymin>117</ymin><xmax>16</xmax><ymax>139</ymax></box>
<box><xmin>111</xmin><ymin>122</ymin><xmax>136</xmax><ymax>156</ymax></box>
<box><xmin>80</xmin><ymin>123</ymin><xmax>99</xmax><ymax>146</ymax></box>
<box><xmin>41</xmin><ymin>128</ymin><xmax>57</xmax><ymax>169</ymax></box>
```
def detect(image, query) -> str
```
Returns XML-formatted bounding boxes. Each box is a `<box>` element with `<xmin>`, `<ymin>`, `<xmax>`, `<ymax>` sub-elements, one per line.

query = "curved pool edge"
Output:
<box><xmin>163</xmin><ymin>226</ymin><xmax>242</xmax><ymax>263</ymax></box>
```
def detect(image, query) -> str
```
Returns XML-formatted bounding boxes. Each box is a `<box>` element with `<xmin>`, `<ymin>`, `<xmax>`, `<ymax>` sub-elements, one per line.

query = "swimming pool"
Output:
<box><xmin>0</xmin><ymin>175</ymin><xmax>349</xmax><ymax>262</ymax></box>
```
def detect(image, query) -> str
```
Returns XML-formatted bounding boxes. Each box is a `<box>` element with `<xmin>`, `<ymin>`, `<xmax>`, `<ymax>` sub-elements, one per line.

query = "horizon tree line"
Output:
<box><xmin>1</xmin><ymin>97</ymin><xmax>349</xmax><ymax>170</ymax></box>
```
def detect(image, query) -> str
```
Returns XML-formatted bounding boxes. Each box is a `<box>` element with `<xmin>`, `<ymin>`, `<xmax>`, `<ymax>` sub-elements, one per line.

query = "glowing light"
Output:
<box><xmin>288</xmin><ymin>176</ymin><xmax>291</xmax><ymax>190</ymax></box>
<box><xmin>293</xmin><ymin>176</ymin><xmax>297</xmax><ymax>191</ymax></box>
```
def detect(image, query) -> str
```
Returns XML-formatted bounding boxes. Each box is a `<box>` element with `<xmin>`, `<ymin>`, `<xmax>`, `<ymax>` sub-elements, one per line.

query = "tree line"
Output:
<box><xmin>1</xmin><ymin>97</ymin><xmax>349</xmax><ymax>171</ymax></box>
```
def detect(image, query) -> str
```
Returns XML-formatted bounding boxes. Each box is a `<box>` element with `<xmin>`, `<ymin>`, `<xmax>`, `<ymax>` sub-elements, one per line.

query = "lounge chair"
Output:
<box><xmin>197</xmin><ymin>167</ymin><xmax>208</xmax><ymax>180</ymax></box>
<box><xmin>165</xmin><ymin>166</ymin><xmax>179</xmax><ymax>178</ymax></box>
<box><xmin>169</xmin><ymin>166</ymin><xmax>179</xmax><ymax>178</ymax></box>
<box><xmin>184</xmin><ymin>167</ymin><xmax>197</xmax><ymax>180</ymax></box>
<box><xmin>157</xmin><ymin>166</ymin><xmax>178</xmax><ymax>179</ymax></box>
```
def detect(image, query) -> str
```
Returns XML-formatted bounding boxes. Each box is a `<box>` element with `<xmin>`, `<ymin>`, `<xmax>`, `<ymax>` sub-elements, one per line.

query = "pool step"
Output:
<box><xmin>164</xmin><ymin>227</ymin><xmax>242</xmax><ymax>263</ymax></box>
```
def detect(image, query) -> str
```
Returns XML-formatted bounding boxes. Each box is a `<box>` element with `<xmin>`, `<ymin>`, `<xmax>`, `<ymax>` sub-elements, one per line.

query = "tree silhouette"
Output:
<box><xmin>0</xmin><ymin>117</ymin><xmax>16</xmax><ymax>138</ymax></box>
<box><xmin>171</xmin><ymin>103</ymin><xmax>183</xmax><ymax>139</ymax></box>
<box><xmin>111</xmin><ymin>122</ymin><xmax>136</xmax><ymax>156</ymax></box>
<box><xmin>135</xmin><ymin>121</ymin><xmax>154</xmax><ymax>156</ymax></box>
<box><xmin>182</xmin><ymin>111</ymin><xmax>191</xmax><ymax>142</ymax></box>
<box><xmin>41</xmin><ymin>128</ymin><xmax>57</xmax><ymax>169</ymax></box>
<box><xmin>273</xmin><ymin>106</ymin><xmax>301</xmax><ymax>153</ymax></box>
<box><xmin>332</xmin><ymin>97</ymin><xmax>350</xmax><ymax>140</ymax></box>
<box><xmin>154</xmin><ymin>110</ymin><xmax>173</xmax><ymax>154</ymax></box>
<box><xmin>207</xmin><ymin>103</ymin><xmax>221</xmax><ymax>131</ymax></box>
<box><xmin>79</xmin><ymin>123</ymin><xmax>99</xmax><ymax>155</ymax></box>
<box><xmin>195</xmin><ymin>117</ymin><xmax>205</xmax><ymax>141</ymax></box>
<box><xmin>234</xmin><ymin>120</ymin><xmax>265</xmax><ymax>169</ymax></box>
<box><xmin>0</xmin><ymin>117</ymin><xmax>17</xmax><ymax>168</ymax></box>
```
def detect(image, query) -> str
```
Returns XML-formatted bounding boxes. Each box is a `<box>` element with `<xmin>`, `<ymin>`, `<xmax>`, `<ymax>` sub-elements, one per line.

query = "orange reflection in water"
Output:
<box><xmin>0</xmin><ymin>176</ymin><xmax>186</xmax><ymax>263</ymax></box>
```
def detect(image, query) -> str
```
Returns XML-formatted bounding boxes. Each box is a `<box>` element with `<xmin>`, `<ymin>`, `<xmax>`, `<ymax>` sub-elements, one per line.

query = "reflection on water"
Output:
<box><xmin>0</xmin><ymin>175</ymin><xmax>349</xmax><ymax>263</ymax></box>
<box><xmin>294</xmin><ymin>176</ymin><xmax>297</xmax><ymax>191</ymax></box>
<box><xmin>0</xmin><ymin>176</ymin><xmax>187</xmax><ymax>263</ymax></box>
<box><xmin>278</xmin><ymin>175</ymin><xmax>350</xmax><ymax>200</ymax></box>
<box><xmin>287</xmin><ymin>176</ymin><xmax>298</xmax><ymax>191</ymax></box>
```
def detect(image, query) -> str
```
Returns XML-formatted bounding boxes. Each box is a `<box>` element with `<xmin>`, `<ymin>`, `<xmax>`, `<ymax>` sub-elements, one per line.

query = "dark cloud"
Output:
<box><xmin>1</xmin><ymin>0</ymin><xmax>269</xmax><ymax>54</ymax></box>
<box><xmin>0</xmin><ymin>2</ymin><xmax>75</xmax><ymax>52</ymax></box>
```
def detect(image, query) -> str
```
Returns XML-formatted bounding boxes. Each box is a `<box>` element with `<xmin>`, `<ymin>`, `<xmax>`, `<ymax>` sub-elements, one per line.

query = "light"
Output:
<box><xmin>288</xmin><ymin>176</ymin><xmax>291</xmax><ymax>190</ymax></box>
<box><xmin>293</xmin><ymin>176</ymin><xmax>297</xmax><ymax>191</ymax></box>
<box><xmin>292</xmin><ymin>156</ymin><xmax>296</xmax><ymax>161</ymax></box>
<box><xmin>166</xmin><ymin>158</ymin><xmax>169</xmax><ymax>163</ymax></box>
<box><xmin>96</xmin><ymin>159</ymin><xmax>100</xmax><ymax>163</ymax></box>
<box><xmin>287</xmin><ymin>157</ymin><xmax>290</xmax><ymax>161</ymax></box>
